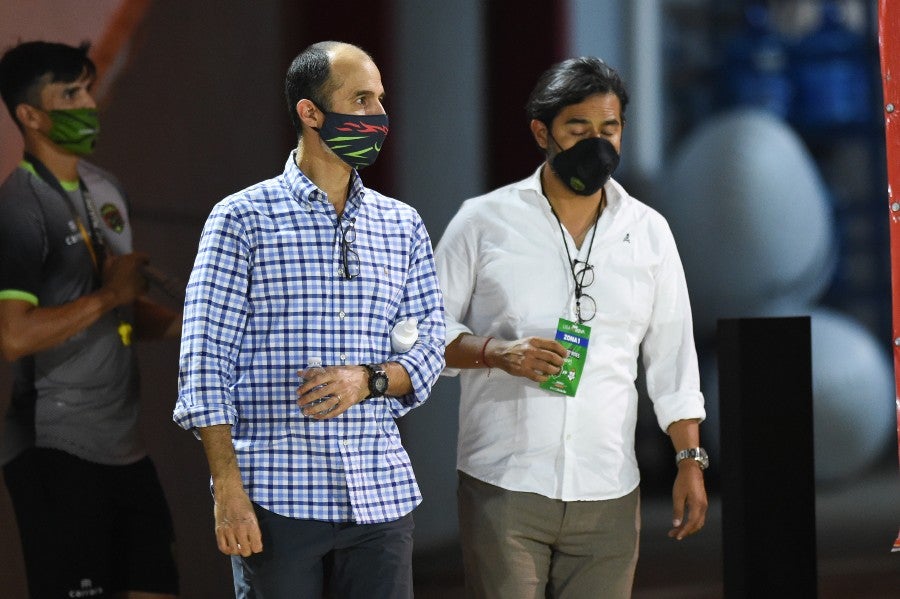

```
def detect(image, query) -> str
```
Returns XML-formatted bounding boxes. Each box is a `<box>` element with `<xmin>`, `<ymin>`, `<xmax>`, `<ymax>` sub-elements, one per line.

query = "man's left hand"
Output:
<box><xmin>668</xmin><ymin>461</ymin><xmax>708</xmax><ymax>541</ymax></box>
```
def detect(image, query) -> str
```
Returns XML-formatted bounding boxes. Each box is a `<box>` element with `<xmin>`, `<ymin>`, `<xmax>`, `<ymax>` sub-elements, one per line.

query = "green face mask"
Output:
<box><xmin>46</xmin><ymin>107</ymin><xmax>100</xmax><ymax>155</ymax></box>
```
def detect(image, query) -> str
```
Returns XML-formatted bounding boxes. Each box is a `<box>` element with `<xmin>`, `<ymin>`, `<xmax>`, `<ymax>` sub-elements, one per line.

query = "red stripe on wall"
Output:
<box><xmin>90</xmin><ymin>0</ymin><xmax>154</xmax><ymax>101</ymax></box>
<box><xmin>876</xmin><ymin>0</ymin><xmax>900</xmax><ymax>554</ymax></box>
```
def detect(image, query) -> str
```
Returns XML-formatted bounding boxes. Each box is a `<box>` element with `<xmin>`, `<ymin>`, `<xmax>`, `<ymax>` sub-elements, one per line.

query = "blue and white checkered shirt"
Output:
<box><xmin>174</xmin><ymin>153</ymin><xmax>446</xmax><ymax>524</ymax></box>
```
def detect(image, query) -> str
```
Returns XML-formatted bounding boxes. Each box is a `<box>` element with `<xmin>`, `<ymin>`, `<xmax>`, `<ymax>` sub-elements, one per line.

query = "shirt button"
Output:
<box><xmin>343</xmin><ymin>440</ymin><xmax>350</xmax><ymax>447</ymax></box>
<box><xmin>340</xmin><ymin>354</ymin><xmax>347</xmax><ymax>362</ymax></box>
<box><xmin>339</xmin><ymin>310</ymin><xmax>346</xmax><ymax>319</ymax></box>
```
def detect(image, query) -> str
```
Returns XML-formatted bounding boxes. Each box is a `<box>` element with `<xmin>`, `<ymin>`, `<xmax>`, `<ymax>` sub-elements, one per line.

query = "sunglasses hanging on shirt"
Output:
<box><xmin>547</xmin><ymin>201</ymin><xmax>600</xmax><ymax>324</ymax></box>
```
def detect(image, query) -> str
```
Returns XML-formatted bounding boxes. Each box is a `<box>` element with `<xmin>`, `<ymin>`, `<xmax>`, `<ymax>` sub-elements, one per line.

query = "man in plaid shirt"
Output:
<box><xmin>174</xmin><ymin>41</ymin><xmax>445</xmax><ymax>598</ymax></box>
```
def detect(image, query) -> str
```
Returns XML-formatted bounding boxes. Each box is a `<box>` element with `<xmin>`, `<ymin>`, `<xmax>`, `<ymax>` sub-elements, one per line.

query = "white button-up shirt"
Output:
<box><xmin>435</xmin><ymin>166</ymin><xmax>705</xmax><ymax>501</ymax></box>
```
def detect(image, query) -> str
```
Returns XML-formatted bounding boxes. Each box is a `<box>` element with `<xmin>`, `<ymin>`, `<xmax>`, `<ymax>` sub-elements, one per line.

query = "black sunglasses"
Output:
<box><xmin>338</xmin><ymin>217</ymin><xmax>359</xmax><ymax>280</ymax></box>
<box><xmin>572</xmin><ymin>259</ymin><xmax>596</xmax><ymax>323</ymax></box>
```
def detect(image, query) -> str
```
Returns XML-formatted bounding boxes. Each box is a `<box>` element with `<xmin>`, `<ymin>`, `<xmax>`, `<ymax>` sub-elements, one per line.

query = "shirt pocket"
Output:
<box><xmin>592</xmin><ymin>250</ymin><xmax>654</xmax><ymax>329</ymax></box>
<box><xmin>358</xmin><ymin>232</ymin><xmax>409</xmax><ymax>317</ymax></box>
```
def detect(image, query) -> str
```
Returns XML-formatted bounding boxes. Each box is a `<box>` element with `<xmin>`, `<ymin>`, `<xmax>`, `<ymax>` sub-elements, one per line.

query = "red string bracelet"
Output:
<box><xmin>480</xmin><ymin>336</ymin><xmax>494</xmax><ymax>369</ymax></box>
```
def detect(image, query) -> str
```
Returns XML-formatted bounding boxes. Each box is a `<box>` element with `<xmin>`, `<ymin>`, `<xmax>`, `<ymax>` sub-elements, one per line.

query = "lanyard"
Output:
<box><xmin>545</xmin><ymin>195</ymin><xmax>602</xmax><ymax>324</ymax></box>
<box><xmin>23</xmin><ymin>153</ymin><xmax>106</xmax><ymax>275</ymax></box>
<box><xmin>23</xmin><ymin>153</ymin><xmax>134</xmax><ymax>346</ymax></box>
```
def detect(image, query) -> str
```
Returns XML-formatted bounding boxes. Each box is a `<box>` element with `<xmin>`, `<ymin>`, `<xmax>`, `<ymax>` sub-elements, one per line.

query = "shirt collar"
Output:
<box><xmin>281</xmin><ymin>151</ymin><xmax>368</xmax><ymax>213</ymax></box>
<box><xmin>20</xmin><ymin>159</ymin><xmax>80</xmax><ymax>191</ymax></box>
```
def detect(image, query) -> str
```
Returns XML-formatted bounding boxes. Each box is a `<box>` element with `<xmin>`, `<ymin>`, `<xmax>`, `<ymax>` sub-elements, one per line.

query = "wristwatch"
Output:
<box><xmin>363</xmin><ymin>364</ymin><xmax>389</xmax><ymax>398</ymax></box>
<box><xmin>675</xmin><ymin>447</ymin><xmax>709</xmax><ymax>470</ymax></box>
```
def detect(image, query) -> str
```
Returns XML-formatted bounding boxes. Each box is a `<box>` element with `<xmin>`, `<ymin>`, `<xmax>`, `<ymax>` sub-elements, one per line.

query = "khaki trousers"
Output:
<box><xmin>457</xmin><ymin>471</ymin><xmax>640</xmax><ymax>599</ymax></box>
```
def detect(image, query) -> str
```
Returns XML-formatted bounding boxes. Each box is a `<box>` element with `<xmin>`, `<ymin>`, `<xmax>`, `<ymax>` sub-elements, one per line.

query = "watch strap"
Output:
<box><xmin>675</xmin><ymin>447</ymin><xmax>709</xmax><ymax>470</ymax></box>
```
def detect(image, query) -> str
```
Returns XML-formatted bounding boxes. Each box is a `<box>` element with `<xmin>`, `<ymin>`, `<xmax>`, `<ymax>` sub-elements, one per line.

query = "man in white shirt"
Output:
<box><xmin>434</xmin><ymin>56</ymin><xmax>708</xmax><ymax>599</ymax></box>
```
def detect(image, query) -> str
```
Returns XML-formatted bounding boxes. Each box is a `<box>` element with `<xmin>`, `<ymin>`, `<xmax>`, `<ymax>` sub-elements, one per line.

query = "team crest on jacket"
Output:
<box><xmin>100</xmin><ymin>204</ymin><xmax>125</xmax><ymax>233</ymax></box>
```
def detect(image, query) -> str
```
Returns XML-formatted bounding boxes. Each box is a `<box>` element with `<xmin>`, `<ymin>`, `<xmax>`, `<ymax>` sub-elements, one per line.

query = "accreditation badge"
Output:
<box><xmin>540</xmin><ymin>318</ymin><xmax>590</xmax><ymax>397</ymax></box>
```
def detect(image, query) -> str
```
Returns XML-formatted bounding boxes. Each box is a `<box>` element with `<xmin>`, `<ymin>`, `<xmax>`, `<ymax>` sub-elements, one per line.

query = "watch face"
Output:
<box><xmin>697</xmin><ymin>452</ymin><xmax>709</xmax><ymax>469</ymax></box>
<box><xmin>694</xmin><ymin>448</ymin><xmax>709</xmax><ymax>470</ymax></box>
<box><xmin>366</xmin><ymin>365</ymin><xmax>388</xmax><ymax>397</ymax></box>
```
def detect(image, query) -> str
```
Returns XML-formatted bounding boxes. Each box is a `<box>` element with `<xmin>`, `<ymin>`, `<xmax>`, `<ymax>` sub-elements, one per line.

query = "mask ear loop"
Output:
<box><xmin>303</xmin><ymin>100</ymin><xmax>328</xmax><ymax>134</ymax></box>
<box><xmin>544</xmin><ymin>129</ymin><xmax>566</xmax><ymax>179</ymax></box>
<box><xmin>545</xmin><ymin>128</ymin><xmax>561</xmax><ymax>156</ymax></box>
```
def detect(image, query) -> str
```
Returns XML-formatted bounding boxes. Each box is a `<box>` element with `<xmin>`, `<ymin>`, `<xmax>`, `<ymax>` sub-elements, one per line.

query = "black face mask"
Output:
<box><xmin>549</xmin><ymin>135</ymin><xmax>620</xmax><ymax>196</ymax></box>
<box><xmin>311</xmin><ymin>106</ymin><xmax>389</xmax><ymax>170</ymax></box>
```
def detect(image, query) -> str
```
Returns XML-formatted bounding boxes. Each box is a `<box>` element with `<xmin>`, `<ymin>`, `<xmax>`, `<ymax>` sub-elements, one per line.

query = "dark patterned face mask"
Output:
<box><xmin>549</xmin><ymin>135</ymin><xmax>619</xmax><ymax>196</ymax></box>
<box><xmin>313</xmin><ymin>109</ymin><xmax>389</xmax><ymax>170</ymax></box>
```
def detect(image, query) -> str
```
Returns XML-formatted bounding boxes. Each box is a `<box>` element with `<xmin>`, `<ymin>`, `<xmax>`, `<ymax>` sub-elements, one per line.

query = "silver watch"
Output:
<box><xmin>675</xmin><ymin>447</ymin><xmax>709</xmax><ymax>470</ymax></box>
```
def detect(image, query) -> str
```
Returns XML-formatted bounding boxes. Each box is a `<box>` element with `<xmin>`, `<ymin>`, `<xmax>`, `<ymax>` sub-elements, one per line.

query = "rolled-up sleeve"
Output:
<box><xmin>641</xmin><ymin>220</ymin><xmax>706</xmax><ymax>432</ymax></box>
<box><xmin>173</xmin><ymin>203</ymin><xmax>251</xmax><ymax>432</ymax></box>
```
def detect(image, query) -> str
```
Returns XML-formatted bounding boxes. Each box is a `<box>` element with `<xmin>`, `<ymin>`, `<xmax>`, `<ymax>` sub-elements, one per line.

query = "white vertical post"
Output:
<box><xmin>627</xmin><ymin>0</ymin><xmax>664</xmax><ymax>182</ymax></box>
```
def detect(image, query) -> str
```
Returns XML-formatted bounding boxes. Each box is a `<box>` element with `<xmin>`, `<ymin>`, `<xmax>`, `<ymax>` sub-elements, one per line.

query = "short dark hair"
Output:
<box><xmin>0</xmin><ymin>41</ymin><xmax>96</xmax><ymax>126</ymax></box>
<box><xmin>284</xmin><ymin>41</ymin><xmax>372</xmax><ymax>138</ymax></box>
<box><xmin>525</xmin><ymin>56</ymin><xmax>629</xmax><ymax>127</ymax></box>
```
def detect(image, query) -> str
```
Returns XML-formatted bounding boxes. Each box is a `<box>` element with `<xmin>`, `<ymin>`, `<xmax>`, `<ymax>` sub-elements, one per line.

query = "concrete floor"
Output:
<box><xmin>1</xmin><ymin>458</ymin><xmax>896</xmax><ymax>597</ymax></box>
<box><xmin>412</xmin><ymin>461</ymin><xmax>900</xmax><ymax>599</ymax></box>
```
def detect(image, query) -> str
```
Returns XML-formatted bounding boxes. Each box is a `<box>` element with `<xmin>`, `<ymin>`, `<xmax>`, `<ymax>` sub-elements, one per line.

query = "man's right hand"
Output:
<box><xmin>213</xmin><ymin>486</ymin><xmax>264</xmax><ymax>557</ymax></box>
<box><xmin>198</xmin><ymin>425</ymin><xmax>264</xmax><ymax>557</ymax></box>
<box><xmin>490</xmin><ymin>336</ymin><xmax>568</xmax><ymax>383</ymax></box>
<box><xmin>101</xmin><ymin>252</ymin><xmax>149</xmax><ymax>306</ymax></box>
